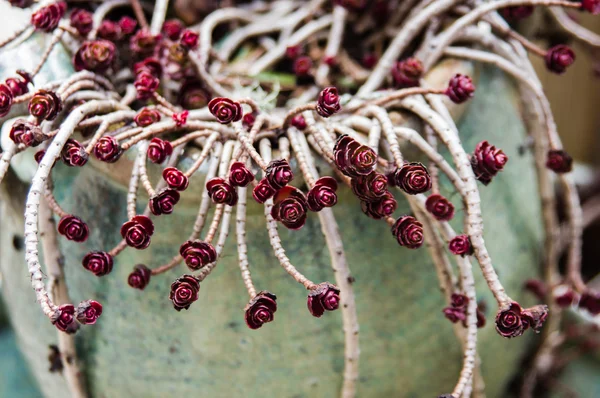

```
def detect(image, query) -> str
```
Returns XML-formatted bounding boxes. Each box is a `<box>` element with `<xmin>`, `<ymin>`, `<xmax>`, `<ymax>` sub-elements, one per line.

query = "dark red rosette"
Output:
<box><xmin>9</xmin><ymin>119</ymin><xmax>46</xmax><ymax>147</ymax></box>
<box><xmin>0</xmin><ymin>84</ymin><xmax>13</xmax><ymax>117</ymax></box>
<box><xmin>34</xmin><ymin>150</ymin><xmax>46</xmax><ymax>164</ymax></box>
<box><xmin>391</xmin><ymin>57</ymin><xmax>423</xmax><ymax>88</ymax></box>
<box><xmin>290</xmin><ymin>114</ymin><xmax>307</xmax><ymax>130</ymax></box>
<box><xmin>554</xmin><ymin>287</ymin><xmax>577</xmax><ymax>307</ymax></box>
<box><xmin>324</xmin><ymin>55</ymin><xmax>337</xmax><ymax>67</ymax></box>
<box><xmin>476</xmin><ymin>306</ymin><xmax>487</xmax><ymax>328</ymax></box>
<box><xmin>265</xmin><ymin>159</ymin><xmax>293</xmax><ymax>189</ymax></box>
<box><xmin>582</xmin><ymin>0</ymin><xmax>600</xmax><ymax>14</ymax></box>
<box><xmin>285</xmin><ymin>45</ymin><xmax>301</xmax><ymax>59</ymax></box>
<box><xmin>134</xmin><ymin>71</ymin><xmax>160</xmax><ymax>100</ymax></box>
<box><xmin>362</xmin><ymin>53</ymin><xmax>378</xmax><ymax>69</ymax></box>
<box><xmin>448</xmin><ymin>234</ymin><xmax>473</xmax><ymax>256</ymax></box>
<box><xmin>97</xmin><ymin>20</ymin><xmax>122</xmax><ymax>41</ymax></box>
<box><xmin>130</xmin><ymin>29</ymin><xmax>161</xmax><ymax>57</ymax></box>
<box><xmin>149</xmin><ymin>188</ymin><xmax>180</xmax><ymax>215</ymax></box>
<box><xmin>271</xmin><ymin>186</ymin><xmax>308</xmax><ymax>230</ymax></box>
<box><xmin>361</xmin><ymin>192</ymin><xmax>397</xmax><ymax>219</ymax></box>
<box><xmin>500</xmin><ymin>6</ymin><xmax>534</xmax><ymax>20</ymax></box>
<box><xmin>307</xmin><ymin>176</ymin><xmax>338</xmax><ymax>212</ymax></box>
<box><xmin>147</xmin><ymin>137</ymin><xmax>172</xmax><ymax>163</ymax></box>
<box><xmin>333</xmin><ymin>134</ymin><xmax>377</xmax><ymax>177</ymax></box>
<box><xmin>162</xmin><ymin>19</ymin><xmax>185</xmax><ymax>40</ymax></box>
<box><xmin>82</xmin><ymin>251</ymin><xmax>113</xmax><ymax>276</ymax></box>
<box><xmin>93</xmin><ymin>136</ymin><xmax>122</xmax><ymax>163</ymax></box>
<box><xmin>169</xmin><ymin>274</ymin><xmax>200</xmax><ymax>311</ymax></box>
<box><xmin>546</xmin><ymin>149</ymin><xmax>572</xmax><ymax>173</ymax></box>
<box><xmin>31</xmin><ymin>2</ymin><xmax>66</xmax><ymax>32</ymax></box>
<box><xmin>8</xmin><ymin>0</ymin><xmax>34</xmax><ymax>8</ymax></box>
<box><xmin>316</xmin><ymin>86</ymin><xmax>341</xmax><ymax>117</ymax></box>
<box><xmin>172</xmin><ymin>110</ymin><xmax>189</xmax><ymax>127</ymax></box>
<box><xmin>76</xmin><ymin>300</ymin><xmax>102</xmax><ymax>325</ymax></box>
<box><xmin>522</xmin><ymin>304</ymin><xmax>549</xmax><ymax>333</ymax></box>
<box><xmin>471</xmin><ymin>140</ymin><xmax>508</xmax><ymax>185</ymax></box>
<box><xmin>443</xmin><ymin>307</ymin><xmax>466</xmax><ymax>323</ymax></box>
<box><xmin>57</xmin><ymin>215</ymin><xmax>89</xmax><ymax>242</ymax></box>
<box><xmin>180</xmin><ymin>29</ymin><xmax>199</xmax><ymax>49</ymax></box>
<box><xmin>118</xmin><ymin>16</ymin><xmax>137</xmax><ymax>35</ymax></box>
<box><xmin>391</xmin><ymin>215</ymin><xmax>423</xmax><ymax>249</ymax></box>
<box><xmin>5</xmin><ymin>70</ymin><xmax>32</xmax><ymax>97</ymax></box>
<box><xmin>134</xmin><ymin>57</ymin><xmax>162</xmax><ymax>78</ymax></box>
<box><xmin>73</xmin><ymin>40</ymin><xmax>116</xmax><ymax>73</ymax></box>
<box><xmin>179</xmin><ymin>240</ymin><xmax>217</xmax><ymax>270</ymax></box>
<box><xmin>228</xmin><ymin>162</ymin><xmax>254</xmax><ymax>187</ymax></box>
<box><xmin>244</xmin><ymin>291</ymin><xmax>277</xmax><ymax>329</ymax></box>
<box><xmin>208</xmin><ymin>97</ymin><xmax>243</xmax><ymax>124</ymax></box>
<box><xmin>162</xmin><ymin>167</ymin><xmax>189</xmax><ymax>191</ymax></box>
<box><xmin>120</xmin><ymin>215</ymin><xmax>154</xmax><ymax>250</ymax></box>
<box><xmin>445</xmin><ymin>74</ymin><xmax>475</xmax><ymax>104</ymax></box>
<box><xmin>252</xmin><ymin>179</ymin><xmax>277</xmax><ymax>204</ymax></box>
<box><xmin>128</xmin><ymin>264</ymin><xmax>152</xmax><ymax>290</ymax></box>
<box><xmin>351</xmin><ymin>171</ymin><xmax>387</xmax><ymax>202</ymax></box>
<box><xmin>393</xmin><ymin>162</ymin><xmax>432</xmax><ymax>195</ymax></box>
<box><xmin>135</xmin><ymin>108</ymin><xmax>161</xmax><ymax>127</ymax></box>
<box><xmin>206</xmin><ymin>177</ymin><xmax>238</xmax><ymax>206</ymax></box>
<box><xmin>523</xmin><ymin>279</ymin><xmax>547</xmax><ymax>301</ymax></box>
<box><xmin>425</xmin><ymin>194</ymin><xmax>455</xmax><ymax>221</ymax></box>
<box><xmin>307</xmin><ymin>282</ymin><xmax>341</xmax><ymax>317</ymax></box>
<box><xmin>242</xmin><ymin>112</ymin><xmax>256</xmax><ymax>129</ymax></box>
<box><xmin>545</xmin><ymin>45</ymin><xmax>575</xmax><ymax>74</ymax></box>
<box><xmin>28</xmin><ymin>90</ymin><xmax>62</xmax><ymax>121</ymax></box>
<box><xmin>294</xmin><ymin>56</ymin><xmax>313</xmax><ymax>76</ymax></box>
<box><xmin>179</xmin><ymin>80</ymin><xmax>210</xmax><ymax>109</ymax></box>
<box><xmin>70</xmin><ymin>8</ymin><xmax>93</xmax><ymax>36</ymax></box>
<box><xmin>495</xmin><ymin>302</ymin><xmax>532</xmax><ymax>338</ymax></box>
<box><xmin>52</xmin><ymin>304</ymin><xmax>79</xmax><ymax>334</ymax></box>
<box><xmin>61</xmin><ymin>139</ymin><xmax>88</xmax><ymax>167</ymax></box>
<box><xmin>579</xmin><ymin>290</ymin><xmax>600</xmax><ymax>315</ymax></box>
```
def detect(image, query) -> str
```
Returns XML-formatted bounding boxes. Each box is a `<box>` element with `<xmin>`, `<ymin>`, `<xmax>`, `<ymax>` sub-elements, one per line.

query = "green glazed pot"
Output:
<box><xmin>0</xmin><ymin>66</ymin><xmax>545</xmax><ymax>397</ymax></box>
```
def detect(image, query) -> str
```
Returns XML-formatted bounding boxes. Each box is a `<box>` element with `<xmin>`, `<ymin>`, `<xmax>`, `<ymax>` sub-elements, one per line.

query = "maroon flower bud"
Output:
<box><xmin>501</xmin><ymin>6</ymin><xmax>534</xmax><ymax>20</ymax></box>
<box><xmin>130</xmin><ymin>29</ymin><xmax>161</xmax><ymax>57</ymax></box>
<box><xmin>9</xmin><ymin>119</ymin><xmax>46</xmax><ymax>147</ymax></box>
<box><xmin>31</xmin><ymin>2</ymin><xmax>66</xmax><ymax>32</ymax></box>
<box><xmin>444</xmin><ymin>307</ymin><xmax>466</xmax><ymax>323</ymax></box>
<box><xmin>8</xmin><ymin>0</ymin><xmax>34</xmax><ymax>8</ymax></box>
<box><xmin>471</xmin><ymin>140</ymin><xmax>508</xmax><ymax>185</ymax></box>
<box><xmin>554</xmin><ymin>286</ymin><xmax>577</xmax><ymax>308</ymax></box>
<box><xmin>391</xmin><ymin>215</ymin><xmax>424</xmax><ymax>249</ymax></box>
<box><xmin>82</xmin><ymin>251</ymin><xmax>114</xmax><ymax>276</ymax></box>
<box><xmin>149</xmin><ymin>188</ymin><xmax>180</xmax><ymax>215</ymax></box>
<box><xmin>285</xmin><ymin>45</ymin><xmax>301</xmax><ymax>59</ymax></box>
<box><xmin>57</xmin><ymin>215</ymin><xmax>89</xmax><ymax>243</ymax></box>
<box><xmin>61</xmin><ymin>139</ymin><xmax>88</xmax><ymax>167</ymax></box>
<box><xmin>52</xmin><ymin>304</ymin><xmax>78</xmax><ymax>334</ymax></box>
<box><xmin>169</xmin><ymin>274</ymin><xmax>200</xmax><ymax>311</ymax></box>
<box><xmin>252</xmin><ymin>179</ymin><xmax>276</xmax><ymax>204</ymax></box>
<box><xmin>546</xmin><ymin>149</ymin><xmax>572</xmax><ymax>173</ymax></box>
<box><xmin>361</xmin><ymin>192</ymin><xmax>397</xmax><ymax>219</ymax></box>
<box><xmin>120</xmin><ymin>215</ymin><xmax>154</xmax><ymax>250</ymax></box>
<box><xmin>162</xmin><ymin>19</ymin><xmax>184</xmax><ymax>40</ymax></box>
<box><xmin>206</xmin><ymin>177</ymin><xmax>238</xmax><ymax>206</ymax></box>
<box><xmin>495</xmin><ymin>302</ymin><xmax>529</xmax><ymax>338</ymax></box>
<box><xmin>351</xmin><ymin>171</ymin><xmax>387</xmax><ymax>201</ymax></box>
<box><xmin>179</xmin><ymin>80</ymin><xmax>210</xmax><ymax>109</ymax></box>
<box><xmin>172</xmin><ymin>110</ymin><xmax>189</xmax><ymax>127</ymax></box>
<box><xmin>425</xmin><ymin>194</ymin><xmax>455</xmax><ymax>221</ymax></box>
<box><xmin>271</xmin><ymin>186</ymin><xmax>309</xmax><ymax>230</ymax></box>
<box><xmin>333</xmin><ymin>135</ymin><xmax>377</xmax><ymax>177</ymax></box>
<box><xmin>449</xmin><ymin>234</ymin><xmax>473</xmax><ymax>256</ymax></box>
<box><xmin>5</xmin><ymin>71</ymin><xmax>32</xmax><ymax>97</ymax></box>
<box><xmin>476</xmin><ymin>307</ymin><xmax>487</xmax><ymax>328</ymax></box>
<box><xmin>73</xmin><ymin>40</ymin><xmax>116</xmax><ymax>73</ymax></box>
<box><xmin>294</xmin><ymin>56</ymin><xmax>313</xmax><ymax>76</ymax></box>
<box><xmin>324</xmin><ymin>56</ymin><xmax>337</xmax><ymax>67</ymax></box>
<box><xmin>362</xmin><ymin>53</ymin><xmax>378</xmax><ymax>69</ymax></box>
<box><xmin>393</xmin><ymin>162</ymin><xmax>432</xmax><ymax>195</ymax></box>
<box><xmin>76</xmin><ymin>300</ymin><xmax>102</xmax><ymax>325</ymax></box>
<box><xmin>118</xmin><ymin>16</ymin><xmax>137</xmax><ymax>35</ymax></box>
<box><xmin>545</xmin><ymin>45</ymin><xmax>575</xmax><ymax>74</ymax></box>
<box><xmin>523</xmin><ymin>279</ymin><xmax>547</xmax><ymax>301</ymax></box>
<box><xmin>228</xmin><ymin>162</ymin><xmax>254</xmax><ymax>187</ymax></box>
<box><xmin>97</xmin><ymin>20</ymin><xmax>122</xmax><ymax>41</ymax></box>
<box><xmin>29</xmin><ymin>90</ymin><xmax>62</xmax><ymax>121</ymax></box>
<box><xmin>70</xmin><ymin>9</ymin><xmax>93</xmax><ymax>36</ymax></box>
<box><xmin>523</xmin><ymin>304</ymin><xmax>549</xmax><ymax>333</ymax></box>
<box><xmin>208</xmin><ymin>97</ymin><xmax>243</xmax><ymax>124</ymax></box>
<box><xmin>582</xmin><ymin>0</ymin><xmax>600</xmax><ymax>14</ymax></box>
<box><xmin>307</xmin><ymin>176</ymin><xmax>338</xmax><ymax>212</ymax></box>
<box><xmin>0</xmin><ymin>84</ymin><xmax>13</xmax><ymax>117</ymax></box>
<box><xmin>162</xmin><ymin>167</ymin><xmax>189</xmax><ymax>191</ymax></box>
<box><xmin>128</xmin><ymin>264</ymin><xmax>151</xmax><ymax>290</ymax></box>
<box><xmin>93</xmin><ymin>136</ymin><xmax>122</xmax><ymax>163</ymax></box>
<box><xmin>391</xmin><ymin>57</ymin><xmax>423</xmax><ymax>88</ymax></box>
<box><xmin>134</xmin><ymin>57</ymin><xmax>162</xmax><ymax>78</ymax></box>
<box><xmin>316</xmin><ymin>86</ymin><xmax>341</xmax><ymax>117</ymax></box>
<box><xmin>265</xmin><ymin>159</ymin><xmax>293</xmax><ymax>189</ymax></box>
<box><xmin>307</xmin><ymin>282</ymin><xmax>340</xmax><ymax>317</ymax></box>
<box><xmin>245</xmin><ymin>291</ymin><xmax>277</xmax><ymax>329</ymax></box>
<box><xmin>445</xmin><ymin>74</ymin><xmax>475</xmax><ymax>104</ymax></box>
<box><xmin>134</xmin><ymin>71</ymin><xmax>160</xmax><ymax>100</ymax></box>
<box><xmin>290</xmin><ymin>114</ymin><xmax>307</xmax><ymax>130</ymax></box>
<box><xmin>180</xmin><ymin>29</ymin><xmax>199</xmax><ymax>49</ymax></box>
<box><xmin>451</xmin><ymin>293</ymin><xmax>469</xmax><ymax>310</ymax></box>
<box><xmin>579</xmin><ymin>290</ymin><xmax>600</xmax><ymax>315</ymax></box>
<box><xmin>179</xmin><ymin>240</ymin><xmax>217</xmax><ymax>270</ymax></box>
<box><xmin>242</xmin><ymin>112</ymin><xmax>256</xmax><ymax>129</ymax></box>
<box><xmin>135</xmin><ymin>107</ymin><xmax>162</xmax><ymax>127</ymax></box>
<box><xmin>34</xmin><ymin>150</ymin><xmax>46</xmax><ymax>164</ymax></box>
<box><xmin>147</xmin><ymin>137</ymin><xmax>172</xmax><ymax>163</ymax></box>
